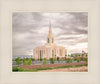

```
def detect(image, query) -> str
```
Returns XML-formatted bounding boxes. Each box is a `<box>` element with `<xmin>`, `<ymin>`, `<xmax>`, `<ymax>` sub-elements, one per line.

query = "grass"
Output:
<box><xmin>12</xmin><ymin>64</ymin><xmax>87</xmax><ymax>72</ymax></box>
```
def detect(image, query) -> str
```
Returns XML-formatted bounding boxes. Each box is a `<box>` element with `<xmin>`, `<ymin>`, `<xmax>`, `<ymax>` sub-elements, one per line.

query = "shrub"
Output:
<box><xmin>50</xmin><ymin>58</ymin><xmax>54</xmax><ymax>64</ymax></box>
<box><xmin>40</xmin><ymin>58</ymin><xmax>43</xmax><ymax>61</ymax></box>
<box><xmin>74</xmin><ymin>57</ymin><xmax>77</xmax><ymax>61</ymax></box>
<box><xmin>85</xmin><ymin>58</ymin><xmax>88</xmax><ymax>63</ymax></box>
<box><xmin>23</xmin><ymin>59</ymin><xmax>32</xmax><ymax>65</ymax></box>
<box><xmin>66</xmin><ymin>58</ymin><xmax>70</xmax><ymax>63</ymax></box>
<box><xmin>82</xmin><ymin>54</ymin><xmax>84</xmax><ymax>57</ymax></box>
<box><xmin>77</xmin><ymin>58</ymin><xmax>80</xmax><ymax>62</ymax></box>
<box><xmin>43</xmin><ymin>58</ymin><xmax>47</xmax><ymax>64</ymax></box>
<box><xmin>71</xmin><ymin>54</ymin><xmax>73</xmax><ymax>57</ymax></box>
<box><xmin>25</xmin><ymin>58</ymin><xmax>29</xmax><ymax>60</ymax></box>
<box><xmin>12</xmin><ymin>66</ymin><xmax>19</xmax><ymax>71</ymax></box>
<box><xmin>70</xmin><ymin>59</ymin><xmax>73</xmax><ymax>63</ymax></box>
<box><xmin>57</xmin><ymin>57</ymin><xmax>59</xmax><ymax>61</ymax></box>
<box><xmin>15</xmin><ymin>57</ymin><xmax>21</xmax><ymax>65</ymax></box>
<box><xmin>20</xmin><ymin>58</ymin><xmax>23</xmax><ymax>61</ymax></box>
<box><xmin>31</xmin><ymin>58</ymin><xmax>35</xmax><ymax>61</ymax></box>
<box><xmin>66</xmin><ymin>58</ymin><xmax>73</xmax><ymax>63</ymax></box>
<box><xmin>75</xmin><ymin>54</ymin><xmax>77</xmax><ymax>57</ymax></box>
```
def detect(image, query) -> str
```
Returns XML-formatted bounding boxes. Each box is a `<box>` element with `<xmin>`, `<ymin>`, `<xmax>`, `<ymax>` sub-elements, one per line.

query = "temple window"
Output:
<box><xmin>52</xmin><ymin>50</ymin><xmax>54</xmax><ymax>56</ymax></box>
<box><xmin>60</xmin><ymin>49</ymin><xmax>62</xmax><ymax>56</ymax></box>
<box><xmin>48</xmin><ymin>38</ymin><xmax>49</xmax><ymax>43</ymax></box>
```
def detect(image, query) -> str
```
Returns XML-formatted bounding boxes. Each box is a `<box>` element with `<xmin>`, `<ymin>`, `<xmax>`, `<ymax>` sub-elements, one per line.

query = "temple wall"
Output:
<box><xmin>33</xmin><ymin>45</ymin><xmax>67</xmax><ymax>60</ymax></box>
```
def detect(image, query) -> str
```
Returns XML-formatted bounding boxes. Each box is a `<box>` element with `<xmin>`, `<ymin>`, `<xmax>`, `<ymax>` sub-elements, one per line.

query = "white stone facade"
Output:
<box><xmin>33</xmin><ymin>21</ymin><xmax>67</xmax><ymax>60</ymax></box>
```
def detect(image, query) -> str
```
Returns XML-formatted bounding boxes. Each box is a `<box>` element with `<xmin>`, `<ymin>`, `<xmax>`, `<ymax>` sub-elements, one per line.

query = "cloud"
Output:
<box><xmin>12</xmin><ymin>12</ymin><xmax>88</xmax><ymax>56</ymax></box>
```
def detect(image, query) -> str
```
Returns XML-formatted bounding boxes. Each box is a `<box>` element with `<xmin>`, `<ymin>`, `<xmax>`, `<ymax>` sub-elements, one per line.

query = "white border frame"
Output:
<box><xmin>0</xmin><ymin>0</ymin><xmax>100</xmax><ymax>84</ymax></box>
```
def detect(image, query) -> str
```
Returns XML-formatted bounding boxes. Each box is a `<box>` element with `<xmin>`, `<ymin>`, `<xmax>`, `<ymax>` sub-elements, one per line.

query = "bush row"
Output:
<box><xmin>14</xmin><ymin>57</ymin><xmax>88</xmax><ymax>65</ymax></box>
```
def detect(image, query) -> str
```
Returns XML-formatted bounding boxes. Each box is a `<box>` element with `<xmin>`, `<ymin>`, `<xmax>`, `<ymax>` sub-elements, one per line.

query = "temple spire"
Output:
<box><xmin>47</xmin><ymin>21</ymin><xmax>54</xmax><ymax>44</ymax></box>
<box><xmin>49</xmin><ymin>20</ymin><xmax>52</xmax><ymax>34</ymax></box>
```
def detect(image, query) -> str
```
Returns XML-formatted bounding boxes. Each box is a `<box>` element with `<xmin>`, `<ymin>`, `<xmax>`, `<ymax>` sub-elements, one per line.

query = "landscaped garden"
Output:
<box><xmin>12</xmin><ymin>54</ymin><xmax>88</xmax><ymax>72</ymax></box>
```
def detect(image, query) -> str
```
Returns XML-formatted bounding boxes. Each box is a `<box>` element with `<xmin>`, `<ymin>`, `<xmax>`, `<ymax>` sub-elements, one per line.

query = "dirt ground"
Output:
<box><xmin>38</xmin><ymin>66</ymin><xmax>88</xmax><ymax>72</ymax></box>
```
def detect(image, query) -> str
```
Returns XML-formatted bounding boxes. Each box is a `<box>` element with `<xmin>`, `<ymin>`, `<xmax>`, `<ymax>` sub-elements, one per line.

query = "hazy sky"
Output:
<box><xmin>13</xmin><ymin>12</ymin><xmax>88</xmax><ymax>56</ymax></box>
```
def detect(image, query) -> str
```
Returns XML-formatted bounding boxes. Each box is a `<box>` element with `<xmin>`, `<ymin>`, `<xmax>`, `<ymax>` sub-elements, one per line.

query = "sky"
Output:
<box><xmin>12</xmin><ymin>12</ymin><xmax>88</xmax><ymax>56</ymax></box>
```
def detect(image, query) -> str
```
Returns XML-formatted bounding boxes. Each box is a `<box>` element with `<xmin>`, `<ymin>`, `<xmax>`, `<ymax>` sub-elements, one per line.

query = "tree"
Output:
<box><xmin>15</xmin><ymin>57</ymin><xmax>21</xmax><ymax>66</ymax></box>
<box><xmin>57</xmin><ymin>57</ymin><xmax>60</xmax><ymax>62</ymax></box>
<box><xmin>68</xmin><ymin>54</ymin><xmax>70</xmax><ymax>57</ymax></box>
<box><xmin>66</xmin><ymin>58</ymin><xmax>70</xmax><ymax>63</ymax></box>
<box><xmin>85</xmin><ymin>58</ymin><xmax>88</xmax><ymax>63</ymax></box>
<box><xmin>71</xmin><ymin>54</ymin><xmax>73</xmax><ymax>57</ymax></box>
<box><xmin>50</xmin><ymin>58</ymin><xmax>54</xmax><ymax>64</ymax></box>
<box><xmin>31</xmin><ymin>58</ymin><xmax>35</xmax><ymax>61</ymax></box>
<box><xmin>77</xmin><ymin>58</ymin><xmax>80</xmax><ymax>62</ymax></box>
<box><xmin>75</xmin><ymin>54</ymin><xmax>77</xmax><ymax>57</ymax></box>
<box><xmin>40</xmin><ymin>58</ymin><xmax>43</xmax><ymax>61</ymax></box>
<box><xmin>70</xmin><ymin>59</ymin><xmax>73</xmax><ymax>63</ymax></box>
<box><xmin>23</xmin><ymin>59</ymin><xmax>32</xmax><ymax>65</ymax></box>
<box><xmin>57</xmin><ymin>57</ymin><xmax>59</xmax><ymax>61</ymax></box>
<box><xmin>73</xmin><ymin>57</ymin><xmax>76</xmax><ymax>61</ymax></box>
<box><xmin>82</xmin><ymin>54</ymin><xmax>84</xmax><ymax>56</ymax></box>
<box><xmin>82</xmin><ymin>54</ymin><xmax>84</xmax><ymax>61</ymax></box>
<box><xmin>43</xmin><ymin>58</ymin><xmax>47</xmax><ymax>64</ymax></box>
<box><xmin>86</xmin><ymin>54</ymin><xmax>88</xmax><ymax>57</ymax></box>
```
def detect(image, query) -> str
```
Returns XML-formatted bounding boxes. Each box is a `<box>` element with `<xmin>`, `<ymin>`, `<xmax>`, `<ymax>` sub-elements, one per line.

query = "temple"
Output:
<box><xmin>33</xmin><ymin>21</ymin><xmax>67</xmax><ymax>60</ymax></box>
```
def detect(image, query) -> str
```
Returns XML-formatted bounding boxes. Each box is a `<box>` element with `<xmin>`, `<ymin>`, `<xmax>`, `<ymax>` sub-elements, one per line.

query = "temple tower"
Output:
<box><xmin>47</xmin><ymin>21</ymin><xmax>54</xmax><ymax>44</ymax></box>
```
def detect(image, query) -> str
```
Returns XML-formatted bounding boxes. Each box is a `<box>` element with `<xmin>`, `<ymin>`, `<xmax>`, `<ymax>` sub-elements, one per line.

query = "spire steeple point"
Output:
<box><xmin>49</xmin><ymin>20</ymin><xmax>52</xmax><ymax>34</ymax></box>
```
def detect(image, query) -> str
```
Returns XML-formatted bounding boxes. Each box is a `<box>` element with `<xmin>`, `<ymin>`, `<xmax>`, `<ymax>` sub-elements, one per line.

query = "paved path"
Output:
<box><xmin>38</xmin><ymin>66</ymin><xmax>88</xmax><ymax>72</ymax></box>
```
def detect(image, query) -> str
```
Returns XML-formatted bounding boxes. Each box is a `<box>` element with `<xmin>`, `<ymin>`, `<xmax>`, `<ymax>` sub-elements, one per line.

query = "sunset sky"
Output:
<box><xmin>13</xmin><ymin>12</ymin><xmax>88</xmax><ymax>56</ymax></box>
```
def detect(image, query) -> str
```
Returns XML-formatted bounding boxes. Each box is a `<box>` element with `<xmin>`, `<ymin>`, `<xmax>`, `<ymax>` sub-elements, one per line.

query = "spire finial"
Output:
<box><xmin>49</xmin><ymin>20</ymin><xmax>52</xmax><ymax>34</ymax></box>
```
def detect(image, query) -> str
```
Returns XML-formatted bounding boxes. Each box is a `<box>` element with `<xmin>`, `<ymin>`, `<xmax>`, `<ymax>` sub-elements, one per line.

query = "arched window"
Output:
<box><xmin>52</xmin><ymin>50</ymin><xmax>54</xmax><ymax>56</ymax></box>
<box><xmin>60</xmin><ymin>49</ymin><xmax>62</xmax><ymax>56</ymax></box>
<box><xmin>48</xmin><ymin>38</ymin><xmax>49</xmax><ymax>43</ymax></box>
